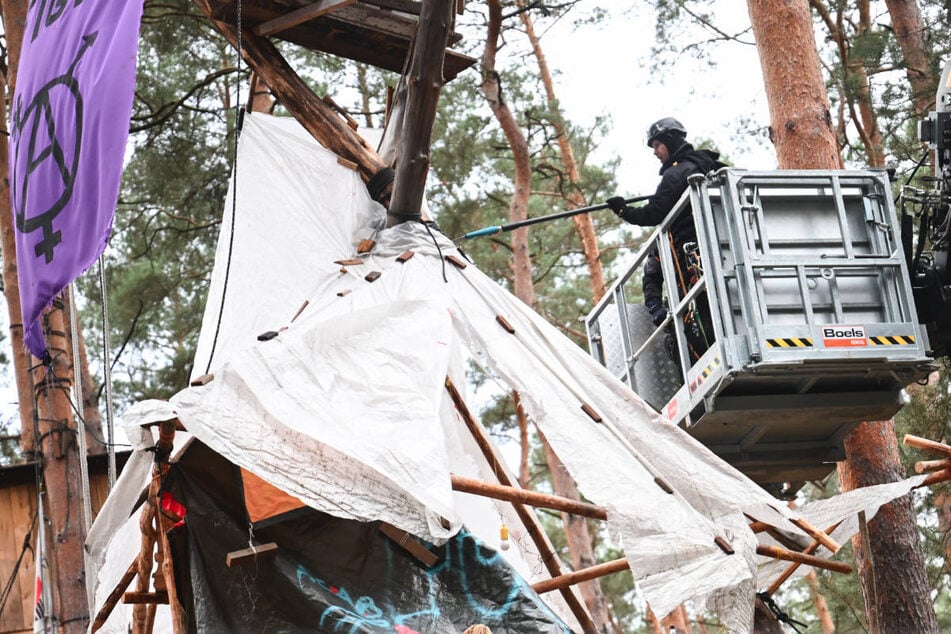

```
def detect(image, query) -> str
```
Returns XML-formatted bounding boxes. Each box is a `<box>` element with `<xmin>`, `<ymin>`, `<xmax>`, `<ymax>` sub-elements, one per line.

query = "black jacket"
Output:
<box><xmin>619</xmin><ymin>142</ymin><xmax>725</xmax><ymax>246</ymax></box>
<box><xmin>627</xmin><ymin>143</ymin><xmax>725</xmax><ymax>307</ymax></box>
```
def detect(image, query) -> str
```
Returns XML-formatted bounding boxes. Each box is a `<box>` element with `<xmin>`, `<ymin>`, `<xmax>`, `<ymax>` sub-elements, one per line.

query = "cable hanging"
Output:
<box><xmin>204</xmin><ymin>0</ymin><xmax>245</xmax><ymax>374</ymax></box>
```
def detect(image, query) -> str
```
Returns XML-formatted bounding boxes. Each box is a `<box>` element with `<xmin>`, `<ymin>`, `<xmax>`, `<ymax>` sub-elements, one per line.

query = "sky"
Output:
<box><xmin>538</xmin><ymin>4</ymin><xmax>777</xmax><ymax>198</ymax></box>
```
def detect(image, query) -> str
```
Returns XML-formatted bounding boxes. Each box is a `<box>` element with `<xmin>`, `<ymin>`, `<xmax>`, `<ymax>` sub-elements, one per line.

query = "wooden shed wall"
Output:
<box><xmin>0</xmin><ymin>464</ymin><xmax>118</xmax><ymax>634</ymax></box>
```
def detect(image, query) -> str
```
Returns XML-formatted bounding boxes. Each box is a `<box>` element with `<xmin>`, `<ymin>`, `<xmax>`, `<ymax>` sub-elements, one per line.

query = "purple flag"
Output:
<box><xmin>9</xmin><ymin>0</ymin><xmax>144</xmax><ymax>360</ymax></box>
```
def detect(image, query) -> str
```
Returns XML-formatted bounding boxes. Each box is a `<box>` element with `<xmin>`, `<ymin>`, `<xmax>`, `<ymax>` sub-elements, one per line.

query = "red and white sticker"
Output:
<box><xmin>821</xmin><ymin>325</ymin><xmax>867</xmax><ymax>347</ymax></box>
<box><xmin>666</xmin><ymin>399</ymin><xmax>679</xmax><ymax>421</ymax></box>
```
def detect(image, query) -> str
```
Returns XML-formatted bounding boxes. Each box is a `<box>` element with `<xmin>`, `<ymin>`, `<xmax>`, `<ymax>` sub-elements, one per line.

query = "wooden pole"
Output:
<box><xmin>534</xmin><ymin>543</ymin><xmax>853</xmax><ymax>597</ymax></box>
<box><xmin>450</xmin><ymin>474</ymin><xmax>608</xmax><ymax>520</ymax></box>
<box><xmin>765</xmin><ymin>522</ymin><xmax>842</xmax><ymax>595</ymax></box>
<box><xmin>444</xmin><ymin>377</ymin><xmax>598</xmax><ymax>634</ymax></box>
<box><xmin>756</xmin><ymin>545</ymin><xmax>852</xmax><ymax>574</ymax></box>
<box><xmin>531</xmin><ymin>558</ymin><xmax>630</xmax><ymax>595</ymax></box>
<box><xmin>386</xmin><ymin>0</ymin><xmax>454</xmax><ymax>225</ymax></box>
<box><xmin>903</xmin><ymin>434</ymin><xmax>951</xmax><ymax>458</ymax></box>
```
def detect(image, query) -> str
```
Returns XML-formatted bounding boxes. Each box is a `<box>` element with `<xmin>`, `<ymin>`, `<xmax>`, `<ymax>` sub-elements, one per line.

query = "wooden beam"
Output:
<box><xmin>122</xmin><ymin>591</ymin><xmax>169</xmax><ymax>605</ymax></box>
<box><xmin>444</xmin><ymin>377</ymin><xmax>598</xmax><ymax>634</ymax></box>
<box><xmin>918</xmin><ymin>468</ymin><xmax>951</xmax><ymax>488</ymax></box>
<box><xmin>756</xmin><ymin>544</ymin><xmax>852</xmax><ymax>574</ymax></box>
<box><xmin>532</xmin><ymin>543</ymin><xmax>853</xmax><ymax>598</ymax></box>
<box><xmin>254</xmin><ymin>0</ymin><xmax>357</xmax><ymax>37</ymax></box>
<box><xmin>532</xmin><ymin>558</ymin><xmax>630</xmax><ymax>595</ymax></box>
<box><xmin>378</xmin><ymin>522</ymin><xmax>439</xmax><ymax>567</ymax></box>
<box><xmin>155</xmin><ymin>490</ymin><xmax>188</xmax><ymax>633</ymax></box>
<box><xmin>903</xmin><ymin>434</ymin><xmax>951</xmax><ymax>458</ymax></box>
<box><xmin>789</xmin><ymin>518</ymin><xmax>840</xmax><ymax>553</ymax></box>
<box><xmin>450</xmin><ymin>474</ymin><xmax>607</xmax><ymax>521</ymax></box>
<box><xmin>91</xmin><ymin>561</ymin><xmax>139</xmax><ymax>632</ymax></box>
<box><xmin>386</xmin><ymin>0</ymin><xmax>454</xmax><ymax>225</ymax></box>
<box><xmin>191</xmin><ymin>0</ymin><xmax>392</xmax><ymax>205</ymax></box>
<box><xmin>915</xmin><ymin>458</ymin><xmax>951</xmax><ymax>473</ymax></box>
<box><xmin>225</xmin><ymin>542</ymin><xmax>279</xmax><ymax>567</ymax></box>
<box><xmin>766</xmin><ymin>522</ymin><xmax>842</xmax><ymax>595</ymax></box>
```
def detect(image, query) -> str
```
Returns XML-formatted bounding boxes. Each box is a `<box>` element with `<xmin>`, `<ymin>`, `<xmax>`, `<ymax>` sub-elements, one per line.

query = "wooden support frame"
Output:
<box><xmin>93</xmin><ymin>420</ymin><xmax>187</xmax><ymax>634</ymax></box>
<box><xmin>444</xmin><ymin>377</ymin><xmax>599</xmax><ymax>634</ymax></box>
<box><xmin>904</xmin><ymin>434</ymin><xmax>951</xmax><ymax>487</ymax></box>
<box><xmin>444</xmin><ymin>374</ymin><xmax>857</xmax><ymax>619</ymax></box>
<box><xmin>533</xmin><ymin>543</ymin><xmax>853</xmax><ymax>597</ymax></box>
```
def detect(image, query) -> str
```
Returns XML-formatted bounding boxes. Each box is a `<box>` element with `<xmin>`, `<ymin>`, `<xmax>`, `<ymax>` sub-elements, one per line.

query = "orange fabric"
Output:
<box><xmin>240</xmin><ymin>467</ymin><xmax>306</xmax><ymax>524</ymax></box>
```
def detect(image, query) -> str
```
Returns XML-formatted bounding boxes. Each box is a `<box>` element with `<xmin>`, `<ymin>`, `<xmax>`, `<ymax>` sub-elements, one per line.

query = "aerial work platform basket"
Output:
<box><xmin>587</xmin><ymin>169</ymin><xmax>935</xmax><ymax>493</ymax></box>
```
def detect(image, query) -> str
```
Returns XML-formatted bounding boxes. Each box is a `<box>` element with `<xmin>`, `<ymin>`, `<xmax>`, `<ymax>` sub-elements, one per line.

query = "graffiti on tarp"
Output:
<box><xmin>295</xmin><ymin>530</ymin><xmax>537</xmax><ymax>632</ymax></box>
<box><xmin>296</xmin><ymin>567</ymin><xmax>428</xmax><ymax>633</ymax></box>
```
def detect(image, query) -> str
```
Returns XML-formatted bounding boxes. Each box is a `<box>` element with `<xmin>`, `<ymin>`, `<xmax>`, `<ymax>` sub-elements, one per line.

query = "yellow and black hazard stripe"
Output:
<box><xmin>869</xmin><ymin>335</ymin><xmax>916</xmax><ymax>346</ymax></box>
<box><xmin>689</xmin><ymin>355</ymin><xmax>722</xmax><ymax>393</ymax></box>
<box><xmin>766</xmin><ymin>337</ymin><xmax>814</xmax><ymax>348</ymax></box>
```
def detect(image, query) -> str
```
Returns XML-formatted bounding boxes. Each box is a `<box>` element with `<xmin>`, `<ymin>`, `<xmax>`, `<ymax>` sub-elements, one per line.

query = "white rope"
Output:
<box><xmin>98</xmin><ymin>255</ymin><xmax>117</xmax><ymax>489</ymax></box>
<box><xmin>67</xmin><ymin>284</ymin><xmax>93</xmax><ymax>532</ymax></box>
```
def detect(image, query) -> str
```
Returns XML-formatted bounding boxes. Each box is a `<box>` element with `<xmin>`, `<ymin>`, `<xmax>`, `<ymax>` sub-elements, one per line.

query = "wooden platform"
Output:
<box><xmin>204</xmin><ymin>0</ymin><xmax>477</xmax><ymax>79</ymax></box>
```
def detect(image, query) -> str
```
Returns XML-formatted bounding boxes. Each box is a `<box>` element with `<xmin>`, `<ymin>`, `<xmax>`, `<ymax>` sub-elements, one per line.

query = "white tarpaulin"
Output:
<box><xmin>88</xmin><ymin>113</ymin><xmax>929</xmax><ymax>633</ymax></box>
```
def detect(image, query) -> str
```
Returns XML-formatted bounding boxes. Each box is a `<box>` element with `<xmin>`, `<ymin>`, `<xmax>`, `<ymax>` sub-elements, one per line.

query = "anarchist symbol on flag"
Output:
<box><xmin>8</xmin><ymin>0</ymin><xmax>144</xmax><ymax>361</ymax></box>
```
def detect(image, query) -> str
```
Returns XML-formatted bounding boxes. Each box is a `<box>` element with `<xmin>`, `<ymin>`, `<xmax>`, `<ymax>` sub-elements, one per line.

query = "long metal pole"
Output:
<box><xmin>461</xmin><ymin>195</ymin><xmax>650</xmax><ymax>239</ymax></box>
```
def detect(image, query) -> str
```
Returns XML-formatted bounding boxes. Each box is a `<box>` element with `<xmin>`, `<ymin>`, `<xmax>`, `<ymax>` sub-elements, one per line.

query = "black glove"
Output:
<box><xmin>646</xmin><ymin>299</ymin><xmax>668</xmax><ymax>326</ymax></box>
<box><xmin>606</xmin><ymin>196</ymin><xmax>627</xmax><ymax>215</ymax></box>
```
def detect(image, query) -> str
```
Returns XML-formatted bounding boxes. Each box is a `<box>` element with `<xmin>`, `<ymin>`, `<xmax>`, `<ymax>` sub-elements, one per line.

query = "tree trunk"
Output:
<box><xmin>481</xmin><ymin>0</ymin><xmax>535</xmax><ymax>307</ymax></box>
<box><xmin>883</xmin><ymin>0</ymin><xmax>937</xmax><ymax>116</ymax></box>
<box><xmin>517</xmin><ymin>2</ymin><xmax>606</xmax><ymax>302</ymax></box>
<box><xmin>748</xmin><ymin>2</ymin><xmax>937</xmax><ymax>631</ymax></box>
<box><xmin>0</xmin><ymin>0</ymin><xmax>35</xmax><ymax>459</ymax></box>
<box><xmin>34</xmin><ymin>300</ymin><xmax>91</xmax><ymax>633</ymax></box>
<box><xmin>838</xmin><ymin>422</ymin><xmax>938</xmax><ymax>633</ymax></box>
<box><xmin>747</xmin><ymin>0</ymin><xmax>841</xmax><ymax>169</ymax></box>
<box><xmin>805</xmin><ymin>570</ymin><xmax>835</xmax><ymax>634</ymax></box>
<box><xmin>386</xmin><ymin>0</ymin><xmax>454</xmax><ymax>225</ymax></box>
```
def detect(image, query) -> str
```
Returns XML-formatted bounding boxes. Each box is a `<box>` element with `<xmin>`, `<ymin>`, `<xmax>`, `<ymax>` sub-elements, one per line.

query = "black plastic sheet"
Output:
<box><xmin>166</xmin><ymin>441</ymin><xmax>573</xmax><ymax>633</ymax></box>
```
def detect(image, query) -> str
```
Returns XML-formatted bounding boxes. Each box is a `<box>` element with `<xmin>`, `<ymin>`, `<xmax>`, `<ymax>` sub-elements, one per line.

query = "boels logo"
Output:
<box><xmin>821</xmin><ymin>325</ymin><xmax>867</xmax><ymax>348</ymax></box>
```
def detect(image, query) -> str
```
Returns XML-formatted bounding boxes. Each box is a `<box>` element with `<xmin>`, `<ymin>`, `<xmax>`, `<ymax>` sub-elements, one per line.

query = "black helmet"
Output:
<box><xmin>646</xmin><ymin>117</ymin><xmax>687</xmax><ymax>147</ymax></box>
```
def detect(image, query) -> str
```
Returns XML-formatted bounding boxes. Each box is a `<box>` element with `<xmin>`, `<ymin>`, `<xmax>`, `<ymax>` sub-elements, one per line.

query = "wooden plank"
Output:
<box><xmin>378</xmin><ymin>522</ymin><xmax>439</xmax><ymax>567</ymax></box>
<box><xmin>0</xmin><ymin>486</ymin><xmax>24</xmax><ymax>631</ymax></box>
<box><xmin>361</xmin><ymin>0</ymin><xmax>422</xmax><ymax>15</ymax></box>
<box><xmin>254</xmin><ymin>0</ymin><xmax>357</xmax><ymax>37</ymax></box>
<box><xmin>225</xmin><ymin>542</ymin><xmax>279</xmax><ymax>567</ymax></box>
<box><xmin>12</xmin><ymin>485</ymin><xmax>37</xmax><ymax>633</ymax></box>
<box><xmin>122</xmin><ymin>591</ymin><xmax>169</xmax><ymax>604</ymax></box>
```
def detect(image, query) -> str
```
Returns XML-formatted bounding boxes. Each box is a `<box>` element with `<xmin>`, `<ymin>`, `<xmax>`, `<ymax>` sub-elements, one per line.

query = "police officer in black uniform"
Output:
<box><xmin>606</xmin><ymin>117</ymin><xmax>725</xmax><ymax>357</ymax></box>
